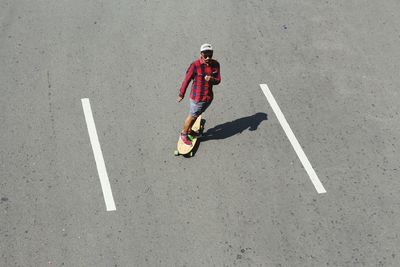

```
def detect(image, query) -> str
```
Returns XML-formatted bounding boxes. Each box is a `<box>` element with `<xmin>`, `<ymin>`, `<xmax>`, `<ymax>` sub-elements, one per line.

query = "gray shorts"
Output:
<box><xmin>189</xmin><ymin>99</ymin><xmax>211</xmax><ymax>117</ymax></box>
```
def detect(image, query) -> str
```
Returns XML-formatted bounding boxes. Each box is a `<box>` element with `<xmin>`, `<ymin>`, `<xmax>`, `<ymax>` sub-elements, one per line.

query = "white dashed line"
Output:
<box><xmin>81</xmin><ymin>98</ymin><xmax>117</xmax><ymax>210</ymax></box>
<box><xmin>260</xmin><ymin>84</ymin><xmax>327</xmax><ymax>194</ymax></box>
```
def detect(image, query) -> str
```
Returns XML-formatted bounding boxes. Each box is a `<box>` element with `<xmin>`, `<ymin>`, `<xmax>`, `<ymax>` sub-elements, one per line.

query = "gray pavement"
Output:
<box><xmin>1</xmin><ymin>0</ymin><xmax>400</xmax><ymax>266</ymax></box>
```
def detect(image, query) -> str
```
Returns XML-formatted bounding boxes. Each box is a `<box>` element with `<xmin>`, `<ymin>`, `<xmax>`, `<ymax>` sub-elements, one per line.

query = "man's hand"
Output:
<box><xmin>177</xmin><ymin>96</ymin><xmax>183</xmax><ymax>102</ymax></box>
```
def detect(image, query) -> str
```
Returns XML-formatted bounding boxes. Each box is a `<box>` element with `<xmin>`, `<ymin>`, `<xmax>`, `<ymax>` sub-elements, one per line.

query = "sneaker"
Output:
<box><xmin>180</xmin><ymin>133</ymin><xmax>192</xmax><ymax>146</ymax></box>
<box><xmin>189</xmin><ymin>129</ymin><xmax>201</xmax><ymax>138</ymax></box>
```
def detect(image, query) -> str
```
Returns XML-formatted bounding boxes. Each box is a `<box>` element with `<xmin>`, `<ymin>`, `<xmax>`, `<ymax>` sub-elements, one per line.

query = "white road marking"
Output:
<box><xmin>81</xmin><ymin>98</ymin><xmax>117</xmax><ymax>211</ymax></box>
<box><xmin>260</xmin><ymin>84</ymin><xmax>327</xmax><ymax>194</ymax></box>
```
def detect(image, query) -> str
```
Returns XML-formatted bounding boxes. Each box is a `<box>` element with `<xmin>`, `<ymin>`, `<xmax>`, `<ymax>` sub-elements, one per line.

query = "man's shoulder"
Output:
<box><xmin>192</xmin><ymin>58</ymin><xmax>202</xmax><ymax>66</ymax></box>
<box><xmin>211</xmin><ymin>59</ymin><xmax>220</xmax><ymax>66</ymax></box>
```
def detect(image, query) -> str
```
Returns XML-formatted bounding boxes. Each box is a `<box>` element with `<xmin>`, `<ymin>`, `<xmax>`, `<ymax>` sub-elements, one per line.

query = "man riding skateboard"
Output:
<box><xmin>177</xmin><ymin>43</ymin><xmax>221</xmax><ymax>145</ymax></box>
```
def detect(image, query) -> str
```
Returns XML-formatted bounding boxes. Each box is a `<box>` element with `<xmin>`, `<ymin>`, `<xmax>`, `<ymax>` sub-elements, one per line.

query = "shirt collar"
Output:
<box><xmin>199</xmin><ymin>56</ymin><xmax>210</xmax><ymax>65</ymax></box>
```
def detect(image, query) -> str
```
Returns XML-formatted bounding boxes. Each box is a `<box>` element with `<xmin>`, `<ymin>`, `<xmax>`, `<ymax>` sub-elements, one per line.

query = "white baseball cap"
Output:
<box><xmin>200</xmin><ymin>43</ymin><xmax>213</xmax><ymax>52</ymax></box>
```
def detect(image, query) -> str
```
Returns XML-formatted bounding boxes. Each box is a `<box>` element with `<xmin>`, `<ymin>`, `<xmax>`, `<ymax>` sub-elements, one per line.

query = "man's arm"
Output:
<box><xmin>206</xmin><ymin>61</ymin><xmax>221</xmax><ymax>85</ymax></box>
<box><xmin>178</xmin><ymin>63</ymin><xmax>195</xmax><ymax>100</ymax></box>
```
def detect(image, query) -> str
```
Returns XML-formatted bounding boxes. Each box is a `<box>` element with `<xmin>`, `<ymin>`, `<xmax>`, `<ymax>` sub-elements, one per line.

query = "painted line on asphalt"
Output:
<box><xmin>81</xmin><ymin>98</ymin><xmax>117</xmax><ymax>211</ymax></box>
<box><xmin>260</xmin><ymin>84</ymin><xmax>327</xmax><ymax>194</ymax></box>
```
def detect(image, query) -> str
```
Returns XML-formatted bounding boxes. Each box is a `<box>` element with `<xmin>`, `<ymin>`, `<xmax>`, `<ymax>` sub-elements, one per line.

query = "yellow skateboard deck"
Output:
<box><xmin>175</xmin><ymin>115</ymin><xmax>202</xmax><ymax>157</ymax></box>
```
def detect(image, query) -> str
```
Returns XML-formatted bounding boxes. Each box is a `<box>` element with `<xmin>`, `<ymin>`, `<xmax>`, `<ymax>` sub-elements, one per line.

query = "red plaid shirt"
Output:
<box><xmin>179</xmin><ymin>57</ymin><xmax>221</xmax><ymax>102</ymax></box>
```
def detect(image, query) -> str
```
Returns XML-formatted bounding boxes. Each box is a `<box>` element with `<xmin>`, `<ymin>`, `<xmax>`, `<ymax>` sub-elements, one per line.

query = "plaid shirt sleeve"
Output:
<box><xmin>211</xmin><ymin>61</ymin><xmax>221</xmax><ymax>85</ymax></box>
<box><xmin>179</xmin><ymin>62</ymin><xmax>195</xmax><ymax>98</ymax></box>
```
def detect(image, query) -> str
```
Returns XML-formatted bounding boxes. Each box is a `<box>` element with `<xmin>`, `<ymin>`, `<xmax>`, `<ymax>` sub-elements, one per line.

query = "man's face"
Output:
<box><xmin>201</xmin><ymin>50</ymin><xmax>213</xmax><ymax>64</ymax></box>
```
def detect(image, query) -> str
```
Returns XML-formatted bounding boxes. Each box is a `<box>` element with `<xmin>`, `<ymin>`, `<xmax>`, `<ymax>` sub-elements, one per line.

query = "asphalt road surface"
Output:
<box><xmin>1</xmin><ymin>0</ymin><xmax>400</xmax><ymax>266</ymax></box>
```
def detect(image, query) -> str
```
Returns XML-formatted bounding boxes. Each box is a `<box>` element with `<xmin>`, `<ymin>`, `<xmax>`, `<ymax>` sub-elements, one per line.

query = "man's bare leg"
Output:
<box><xmin>182</xmin><ymin>114</ymin><xmax>197</xmax><ymax>134</ymax></box>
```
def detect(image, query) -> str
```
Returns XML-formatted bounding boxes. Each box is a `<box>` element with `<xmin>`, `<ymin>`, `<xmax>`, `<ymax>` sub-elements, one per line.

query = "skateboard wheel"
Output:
<box><xmin>174</xmin><ymin>150</ymin><xmax>179</xmax><ymax>156</ymax></box>
<box><xmin>189</xmin><ymin>151</ymin><xmax>193</xmax><ymax>157</ymax></box>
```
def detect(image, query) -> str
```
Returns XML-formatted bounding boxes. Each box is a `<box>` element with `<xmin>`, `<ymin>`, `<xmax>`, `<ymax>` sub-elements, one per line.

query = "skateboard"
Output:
<box><xmin>174</xmin><ymin>115</ymin><xmax>204</xmax><ymax>157</ymax></box>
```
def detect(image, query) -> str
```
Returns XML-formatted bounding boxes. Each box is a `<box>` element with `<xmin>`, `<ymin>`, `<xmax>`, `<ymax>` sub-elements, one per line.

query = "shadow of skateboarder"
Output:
<box><xmin>201</xmin><ymin>112</ymin><xmax>268</xmax><ymax>142</ymax></box>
